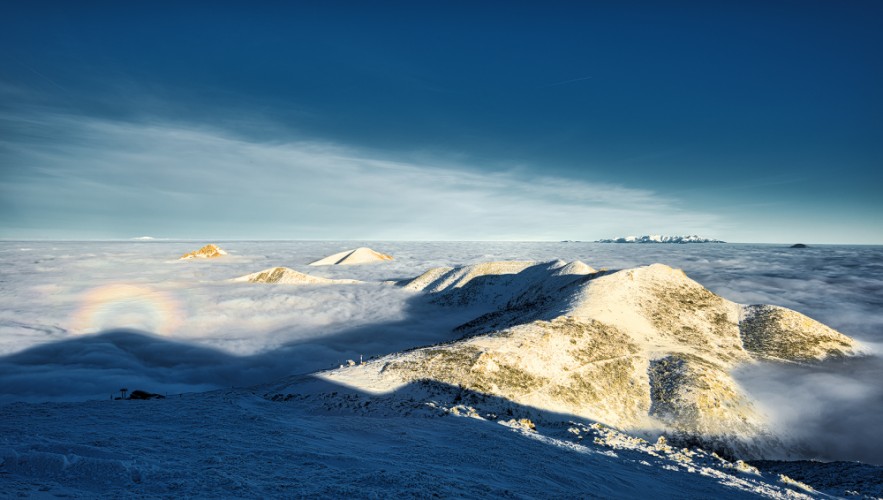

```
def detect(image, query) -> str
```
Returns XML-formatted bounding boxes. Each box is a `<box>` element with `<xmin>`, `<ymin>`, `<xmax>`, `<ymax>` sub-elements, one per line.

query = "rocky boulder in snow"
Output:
<box><xmin>128</xmin><ymin>390</ymin><xmax>165</xmax><ymax>400</ymax></box>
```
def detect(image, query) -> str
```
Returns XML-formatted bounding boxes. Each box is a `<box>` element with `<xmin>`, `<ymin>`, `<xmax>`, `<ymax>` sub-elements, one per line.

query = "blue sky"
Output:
<box><xmin>1</xmin><ymin>1</ymin><xmax>881</xmax><ymax>242</ymax></box>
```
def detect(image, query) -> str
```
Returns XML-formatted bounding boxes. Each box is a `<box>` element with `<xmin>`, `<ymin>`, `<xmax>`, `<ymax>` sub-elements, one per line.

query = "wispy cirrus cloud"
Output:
<box><xmin>0</xmin><ymin>111</ymin><xmax>720</xmax><ymax>240</ymax></box>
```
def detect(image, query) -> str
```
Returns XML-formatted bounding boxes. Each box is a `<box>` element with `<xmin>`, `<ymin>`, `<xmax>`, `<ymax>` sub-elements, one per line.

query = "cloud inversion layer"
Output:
<box><xmin>1</xmin><ymin>241</ymin><xmax>881</xmax><ymax>464</ymax></box>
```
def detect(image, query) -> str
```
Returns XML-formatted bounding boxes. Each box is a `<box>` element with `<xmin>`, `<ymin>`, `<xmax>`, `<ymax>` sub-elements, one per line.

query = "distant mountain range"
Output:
<box><xmin>597</xmin><ymin>235</ymin><xmax>725</xmax><ymax>243</ymax></box>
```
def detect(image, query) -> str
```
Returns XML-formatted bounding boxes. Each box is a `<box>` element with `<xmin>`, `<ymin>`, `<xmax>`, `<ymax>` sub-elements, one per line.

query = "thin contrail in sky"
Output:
<box><xmin>543</xmin><ymin>75</ymin><xmax>594</xmax><ymax>87</ymax></box>
<box><xmin>14</xmin><ymin>58</ymin><xmax>70</xmax><ymax>94</ymax></box>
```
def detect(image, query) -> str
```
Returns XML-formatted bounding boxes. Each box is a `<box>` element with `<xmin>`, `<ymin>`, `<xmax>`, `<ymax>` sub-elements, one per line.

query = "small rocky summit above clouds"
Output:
<box><xmin>308</xmin><ymin>247</ymin><xmax>393</xmax><ymax>266</ymax></box>
<box><xmin>179</xmin><ymin>244</ymin><xmax>227</xmax><ymax>259</ymax></box>
<box><xmin>234</xmin><ymin>267</ymin><xmax>361</xmax><ymax>285</ymax></box>
<box><xmin>291</xmin><ymin>260</ymin><xmax>860</xmax><ymax>457</ymax></box>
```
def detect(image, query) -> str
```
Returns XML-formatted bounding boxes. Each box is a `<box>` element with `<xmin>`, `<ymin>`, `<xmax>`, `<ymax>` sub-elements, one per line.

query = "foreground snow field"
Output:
<box><xmin>4</xmin><ymin>384</ymin><xmax>877</xmax><ymax>499</ymax></box>
<box><xmin>1</xmin><ymin>241</ymin><xmax>882</xmax><ymax>497</ymax></box>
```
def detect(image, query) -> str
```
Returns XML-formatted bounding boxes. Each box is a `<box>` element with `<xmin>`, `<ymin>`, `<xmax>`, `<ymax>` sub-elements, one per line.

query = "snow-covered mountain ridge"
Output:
<box><xmin>233</xmin><ymin>266</ymin><xmax>362</xmax><ymax>285</ymax></box>
<box><xmin>309</xmin><ymin>247</ymin><xmax>393</xmax><ymax>266</ymax></box>
<box><xmin>277</xmin><ymin>260</ymin><xmax>859</xmax><ymax>459</ymax></box>
<box><xmin>597</xmin><ymin>235</ymin><xmax>725</xmax><ymax>243</ymax></box>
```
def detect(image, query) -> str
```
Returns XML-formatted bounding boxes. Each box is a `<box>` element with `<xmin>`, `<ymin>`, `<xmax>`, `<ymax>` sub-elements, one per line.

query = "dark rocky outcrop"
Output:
<box><xmin>128</xmin><ymin>390</ymin><xmax>165</xmax><ymax>400</ymax></box>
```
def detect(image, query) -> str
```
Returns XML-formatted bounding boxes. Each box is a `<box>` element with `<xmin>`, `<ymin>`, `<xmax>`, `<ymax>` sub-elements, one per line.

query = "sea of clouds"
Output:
<box><xmin>1</xmin><ymin>241</ymin><xmax>881</xmax><ymax>463</ymax></box>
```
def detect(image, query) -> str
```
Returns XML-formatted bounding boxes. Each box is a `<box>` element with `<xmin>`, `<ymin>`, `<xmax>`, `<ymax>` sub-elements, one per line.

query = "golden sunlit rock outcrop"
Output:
<box><xmin>179</xmin><ymin>244</ymin><xmax>227</xmax><ymax>260</ymax></box>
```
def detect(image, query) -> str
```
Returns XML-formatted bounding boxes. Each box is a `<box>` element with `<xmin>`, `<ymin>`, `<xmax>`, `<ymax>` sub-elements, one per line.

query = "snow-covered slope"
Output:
<box><xmin>233</xmin><ymin>266</ymin><xmax>361</xmax><ymax>285</ymax></box>
<box><xmin>179</xmin><ymin>244</ymin><xmax>227</xmax><ymax>259</ymax></box>
<box><xmin>299</xmin><ymin>261</ymin><xmax>861</xmax><ymax>457</ymax></box>
<box><xmin>7</xmin><ymin>386</ymin><xmax>875</xmax><ymax>498</ymax></box>
<box><xmin>308</xmin><ymin>247</ymin><xmax>393</xmax><ymax>266</ymax></box>
<box><xmin>401</xmin><ymin>260</ymin><xmax>593</xmax><ymax>311</ymax></box>
<box><xmin>739</xmin><ymin>305</ymin><xmax>856</xmax><ymax>362</ymax></box>
<box><xmin>2</xmin><ymin>248</ymin><xmax>880</xmax><ymax>498</ymax></box>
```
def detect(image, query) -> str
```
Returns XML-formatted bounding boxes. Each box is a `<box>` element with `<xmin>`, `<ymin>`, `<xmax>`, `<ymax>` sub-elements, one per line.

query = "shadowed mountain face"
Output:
<box><xmin>0</xmin><ymin>330</ymin><xmax>243</xmax><ymax>400</ymax></box>
<box><xmin>298</xmin><ymin>260</ymin><xmax>861</xmax><ymax>457</ymax></box>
